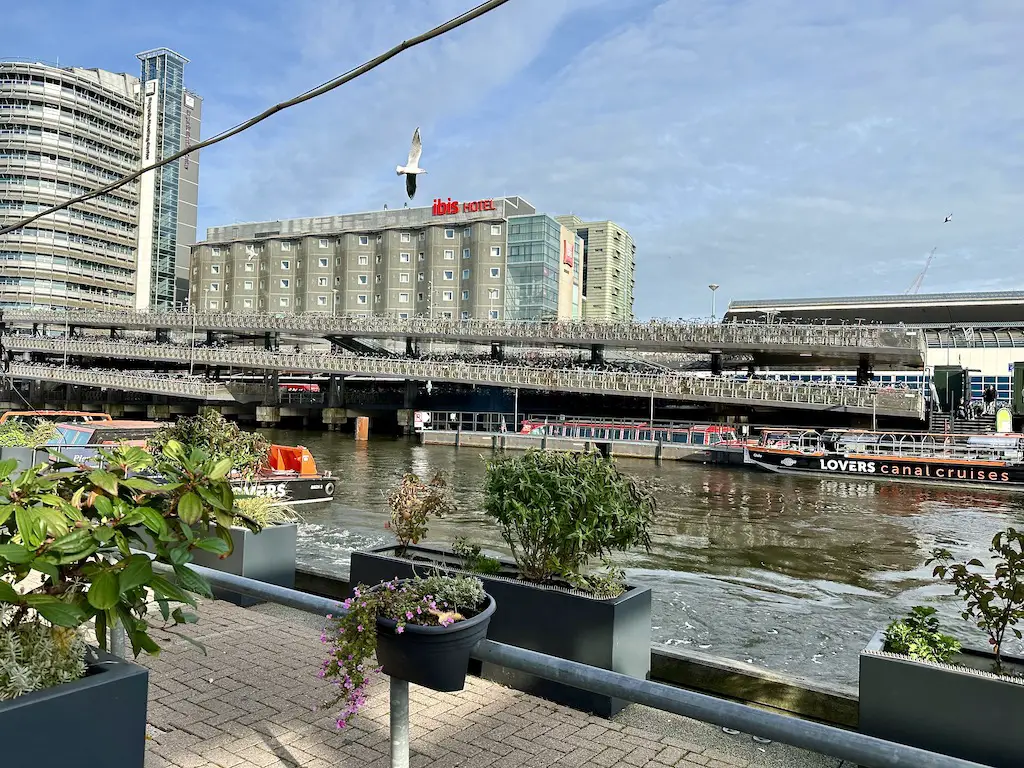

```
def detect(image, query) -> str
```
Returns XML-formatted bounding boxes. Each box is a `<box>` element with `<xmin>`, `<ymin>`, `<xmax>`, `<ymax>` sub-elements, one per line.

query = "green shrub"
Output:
<box><xmin>0</xmin><ymin>421</ymin><xmax>56</xmax><ymax>448</ymax></box>
<box><xmin>482</xmin><ymin>450</ymin><xmax>654</xmax><ymax>584</ymax></box>
<box><xmin>0</xmin><ymin>605</ymin><xmax>87</xmax><ymax>700</ymax></box>
<box><xmin>385</xmin><ymin>472</ymin><xmax>455</xmax><ymax>553</ymax></box>
<box><xmin>148</xmin><ymin>410</ymin><xmax>269</xmax><ymax>478</ymax></box>
<box><xmin>233</xmin><ymin>495</ymin><xmax>298</xmax><ymax>530</ymax></box>
<box><xmin>452</xmin><ymin>536</ymin><xmax>502</xmax><ymax>575</ymax></box>
<box><xmin>883</xmin><ymin>606</ymin><xmax>960</xmax><ymax>664</ymax></box>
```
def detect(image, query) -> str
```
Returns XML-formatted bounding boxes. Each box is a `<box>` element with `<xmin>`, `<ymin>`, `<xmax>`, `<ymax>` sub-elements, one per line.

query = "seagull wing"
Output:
<box><xmin>407</xmin><ymin>127</ymin><xmax>422</xmax><ymax>168</ymax></box>
<box><xmin>406</xmin><ymin>172</ymin><xmax>417</xmax><ymax>199</ymax></box>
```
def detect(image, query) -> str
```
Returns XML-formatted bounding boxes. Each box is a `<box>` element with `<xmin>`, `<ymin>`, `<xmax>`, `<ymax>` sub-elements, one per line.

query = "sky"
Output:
<box><xmin>5</xmin><ymin>0</ymin><xmax>1023</xmax><ymax>319</ymax></box>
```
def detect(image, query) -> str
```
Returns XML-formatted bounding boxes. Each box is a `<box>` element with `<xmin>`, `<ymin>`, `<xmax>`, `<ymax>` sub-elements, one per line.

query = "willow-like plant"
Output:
<box><xmin>384</xmin><ymin>472</ymin><xmax>455</xmax><ymax>554</ymax></box>
<box><xmin>482</xmin><ymin>450</ymin><xmax>654</xmax><ymax>584</ymax></box>
<box><xmin>148</xmin><ymin>410</ymin><xmax>269</xmax><ymax>478</ymax></box>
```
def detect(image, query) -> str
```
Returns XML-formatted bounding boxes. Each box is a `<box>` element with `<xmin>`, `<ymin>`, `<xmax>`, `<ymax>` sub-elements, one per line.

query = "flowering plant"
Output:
<box><xmin>319</xmin><ymin>573</ymin><xmax>486</xmax><ymax>727</ymax></box>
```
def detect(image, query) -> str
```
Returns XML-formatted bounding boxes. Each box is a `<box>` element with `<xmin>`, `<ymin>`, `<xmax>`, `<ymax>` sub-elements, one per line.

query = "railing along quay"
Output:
<box><xmin>0</xmin><ymin>309</ymin><xmax>926</xmax><ymax>360</ymax></box>
<box><xmin>4</xmin><ymin>362</ymin><xmax>235</xmax><ymax>400</ymax></box>
<box><xmin>3</xmin><ymin>336</ymin><xmax>926</xmax><ymax>417</ymax></box>
<box><xmin>149</xmin><ymin>559</ymin><xmax>986</xmax><ymax>768</ymax></box>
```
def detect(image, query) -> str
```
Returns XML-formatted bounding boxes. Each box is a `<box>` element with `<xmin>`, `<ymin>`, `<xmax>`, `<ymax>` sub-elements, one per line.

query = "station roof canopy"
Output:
<box><xmin>724</xmin><ymin>290</ymin><xmax>1024</xmax><ymax>327</ymax></box>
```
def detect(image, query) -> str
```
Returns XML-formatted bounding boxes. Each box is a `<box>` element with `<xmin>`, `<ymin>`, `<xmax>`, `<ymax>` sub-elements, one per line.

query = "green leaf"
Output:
<box><xmin>31</xmin><ymin>558</ymin><xmax>59</xmax><ymax>583</ymax></box>
<box><xmin>177</xmin><ymin>492</ymin><xmax>203</xmax><ymax>526</ymax></box>
<box><xmin>92</xmin><ymin>494</ymin><xmax>114</xmax><ymax>519</ymax></box>
<box><xmin>0</xmin><ymin>581</ymin><xmax>21</xmax><ymax>604</ymax></box>
<box><xmin>87</xmin><ymin>571</ymin><xmax>121</xmax><ymax>610</ymax></box>
<box><xmin>134</xmin><ymin>629</ymin><xmax>160</xmax><ymax>656</ymax></box>
<box><xmin>24</xmin><ymin>595</ymin><xmax>86</xmax><ymax>627</ymax></box>
<box><xmin>135</xmin><ymin>506</ymin><xmax>167</xmax><ymax>535</ymax></box>
<box><xmin>93</xmin><ymin>526</ymin><xmax>116</xmax><ymax>544</ymax></box>
<box><xmin>94</xmin><ymin>609</ymin><xmax>107</xmax><ymax>650</ymax></box>
<box><xmin>88</xmin><ymin>468</ymin><xmax>119</xmax><ymax>495</ymax></box>
<box><xmin>122</xmin><ymin>476</ymin><xmax>164</xmax><ymax>492</ymax></box>
<box><xmin>208</xmin><ymin>456</ymin><xmax>234</xmax><ymax>481</ymax></box>
<box><xmin>0</xmin><ymin>458</ymin><xmax>19</xmax><ymax>480</ymax></box>
<box><xmin>149</xmin><ymin>574</ymin><xmax>197</xmax><ymax>607</ymax></box>
<box><xmin>168</xmin><ymin>543</ymin><xmax>192</xmax><ymax>566</ymax></box>
<box><xmin>171</xmin><ymin>607</ymin><xmax>199</xmax><ymax>624</ymax></box>
<box><xmin>0</xmin><ymin>503</ymin><xmax>14</xmax><ymax>527</ymax></box>
<box><xmin>15</xmin><ymin>506</ymin><xmax>45</xmax><ymax>548</ymax></box>
<box><xmin>162</xmin><ymin>440</ymin><xmax>186</xmax><ymax>462</ymax></box>
<box><xmin>193</xmin><ymin>537</ymin><xmax>229</xmax><ymax>556</ymax></box>
<box><xmin>213</xmin><ymin>524</ymin><xmax>235</xmax><ymax>558</ymax></box>
<box><xmin>196</xmin><ymin>484</ymin><xmax>229</xmax><ymax>511</ymax></box>
<box><xmin>48</xmin><ymin>527</ymin><xmax>95</xmax><ymax>554</ymax></box>
<box><xmin>173</xmin><ymin>564</ymin><xmax>212</xmax><ymax>599</ymax></box>
<box><xmin>0</xmin><ymin>543</ymin><xmax>33</xmax><ymax>564</ymax></box>
<box><xmin>156</xmin><ymin>598</ymin><xmax>170</xmax><ymax>621</ymax></box>
<box><xmin>118</xmin><ymin>555</ymin><xmax>153</xmax><ymax>593</ymax></box>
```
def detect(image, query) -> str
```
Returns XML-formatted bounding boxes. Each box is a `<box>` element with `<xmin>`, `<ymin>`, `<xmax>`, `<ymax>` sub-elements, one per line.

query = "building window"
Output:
<box><xmin>244</xmin><ymin>280</ymin><xmax>254</xmax><ymax>290</ymax></box>
<box><xmin>376</xmin><ymin>234</ymin><xmax>383</xmax><ymax>243</ymax></box>
<box><xmin>443</xmin><ymin>270</ymin><xmax>454</xmax><ymax>280</ymax></box>
<box><xmin>243</xmin><ymin>261</ymin><xmax>256</xmax><ymax>274</ymax></box>
<box><xmin>375</xmin><ymin>275</ymin><xmax>382</xmax><ymax>284</ymax></box>
<box><xmin>319</xmin><ymin>257</ymin><xmax>329</xmax><ymax>268</ymax></box>
<box><xmin>212</xmin><ymin>247</ymin><xmax>221</xmax><ymax>256</ymax></box>
<box><xmin>319</xmin><ymin>239</ymin><xmax>329</xmax><ymax>249</ymax></box>
<box><xmin>317</xmin><ymin>295</ymin><xmax>328</xmax><ymax>306</ymax></box>
<box><xmin>461</xmin><ymin>311</ymin><xmax>470</xmax><ymax>320</ymax></box>
<box><xmin>281</xmin><ymin>242</ymin><xmax>291</xmax><ymax>251</ymax></box>
<box><xmin>243</xmin><ymin>298</ymin><xmax>253</xmax><ymax>309</ymax></box>
<box><xmin>444</xmin><ymin>249</ymin><xmax>454</xmax><ymax>260</ymax></box>
<box><xmin>399</xmin><ymin>292</ymin><xmax>410</xmax><ymax>303</ymax></box>
<box><xmin>357</xmin><ymin>295</ymin><xmax>368</xmax><ymax>305</ymax></box>
<box><xmin>358</xmin><ymin>275</ymin><xmax>368</xmax><ymax>285</ymax></box>
<box><xmin>418</xmin><ymin>272</ymin><xmax>424</xmax><ymax>282</ymax></box>
<box><xmin>463</xmin><ymin>248</ymin><xmax>471</xmax><ymax>259</ymax></box>
<box><xmin>464</xmin><ymin>228</ymin><xmax>471</xmax><ymax>237</ymax></box>
<box><xmin>400</xmin><ymin>232</ymin><xmax>411</xmax><ymax>243</ymax></box>
<box><xmin>462</xmin><ymin>269</ymin><xmax>470</xmax><ymax>280</ymax></box>
<box><xmin>375</xmin><ymin>294</ymin><xmax>381</xmax><ymax>304</ymax></box>
<box><xmin>417</xmin><ymin>292</ymin><xmax>424</xmax><ymax>301</ymax></box>
<box><xmin>418</xmin><ymin>232</ymin><xmax>425</xmax><ymax>242</ymax></box>
<box><xmin>399</xmin><ymin>273</ymin><xmax>410</xmax><ymax>283</ymax></box>
<box><xmin>444</xmin><ymin>229</ymin><xmax>455</xmax><ymax>239</ymax></box>
<box><xmin>442</xmin><ymin>291</ymin><xmax>454</xmax><ymax>301</ymax></box>
<box><xmin>488</xmin><ymin>310</ymin><xmax>499</xmax><ymax>320</ymax></box>
<box><xmin>358</xmin><ymin>254</ymin><xmax>369</xmax><ymax>265</ymax></box>
<box><xmin>317</xmin><ymin>277</ymin><xmax>328</xmax><ymax>287</ymax></box>
<box><xmin>400</xmin><ymin>252</ymin><xmax>411</xmax><ymax>263</ymax></box>
<box><xmin>211</xmin><ymin>264</ymin><xmax>220</xmax><ymax>275</ymax></box>
<box><xmin>279</xmin><ymin>297</ymin><xmax>289</xmax><ymax>307</ymax></box>
<box><xmin>281</xmin><ymin>259</ymin><xmax>290</xmax><ymax>270</ymax></box>
<box><xmin>209</xmin><ymin>300</ymin><xmax>219</xmax><ymax>309</ymax></box>
<box><xmin>461</xmin><ymin>290</ymin><xmax>469</xmax><ymax>300</ymax></box>
<box><xmin>209</xmin><ymin>282</ymin><xmax>219</xmax><ymax>292</ymax></box>
<box><xmin>399</xmin><ymin>312</ymin><xmax>409</xmax><ymax>320</ymax></box>
<box><xmin>490</xmin><ymin>267</ymin><xmax>500</xmax><ymax>278</ymax></box>
<box><xmin>442</xmin><ymin>311</ymin><xmax>453</xmax><ymax>319</ymax></box>
<box><xmin>280</xmin><ymin>279</ymin><xmax>290</xmax><ymax>288</ymax></box>
<box><xmin>491</xmin><ymin>224</ymin><xmax>502</xmax><ymax>236</ymax></box>
<box><xmin>490</xmin><ymin>246</ymin><xmax>501</xmax><ymax>257</ymax></box>
<box><xmin>359</xmin><ymin>235</ymin><xmax>369</xmax><ymax>245</ymax></box>
<box><xmin>488</xmin><ymin>288</ymin><xmax>500</xmax><ymax>299</ymax></box>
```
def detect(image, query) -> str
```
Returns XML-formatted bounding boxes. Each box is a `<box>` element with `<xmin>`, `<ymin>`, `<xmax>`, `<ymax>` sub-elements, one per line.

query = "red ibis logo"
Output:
<box><xmin>432</xmin><ymin>198</ymin><xmax>495</xmax><ymax>216</ymax></box>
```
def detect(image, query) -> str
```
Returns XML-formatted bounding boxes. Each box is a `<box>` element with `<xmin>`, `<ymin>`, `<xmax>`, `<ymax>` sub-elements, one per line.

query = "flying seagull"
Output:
<box><xmin>944</xmin><ymin>213</ymin><xmax>952</xmax><ymax>223</ymax></box>
<box><xmin>396</xmin><ymin>127</ymin><xmax>426</xmax><ymax>199</ymax></box>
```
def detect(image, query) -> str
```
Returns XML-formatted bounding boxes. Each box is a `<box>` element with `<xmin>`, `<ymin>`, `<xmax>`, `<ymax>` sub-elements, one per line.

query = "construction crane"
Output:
<box><xmin>905</xmin><ymin>247</ymin><xmax>936</xmax><ymax>295</ymax></box>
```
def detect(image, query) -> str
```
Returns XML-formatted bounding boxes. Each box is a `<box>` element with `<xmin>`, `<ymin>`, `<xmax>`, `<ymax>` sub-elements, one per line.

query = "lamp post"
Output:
<box><xmin>709</xmin><ymin>284</ymin><xmax>720</xmax><ymax>321</ymax></box>
<box><xmin>332</xmin><ymin>289</ymin><xmax>339</xmax><ymax>317</ymax></box>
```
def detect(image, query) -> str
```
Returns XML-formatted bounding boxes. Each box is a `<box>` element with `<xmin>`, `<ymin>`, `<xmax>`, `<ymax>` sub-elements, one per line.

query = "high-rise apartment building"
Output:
<box><xmin>191</xmin><ymin>196</ymin><xmax>581</xmax><ymax>321</ymax></box>
<box><xmin>0</xmin><ymin>51</ymin><xmax>200</xmax><ymax>311</ymax></box>
<box><xmin>555</xmin><ymin>216</ymin><xmax>635</xmax><ymax>321</ymax></box>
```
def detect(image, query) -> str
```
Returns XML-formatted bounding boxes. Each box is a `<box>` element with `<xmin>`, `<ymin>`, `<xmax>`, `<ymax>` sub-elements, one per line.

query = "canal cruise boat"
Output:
<box><xmin>745</xmin><ymin>428</ymin><xmax>1024</xmax><ymax>490</ymax></box>
<box><xmin>43</xmin><ymin>419</ymin><xmax>336</xmax><ymax>505</ymax></box>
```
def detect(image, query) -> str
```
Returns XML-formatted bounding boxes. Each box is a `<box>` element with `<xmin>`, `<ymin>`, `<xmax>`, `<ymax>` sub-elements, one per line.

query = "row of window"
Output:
<box><xmin>207</xmin><ymin>248</ymin><xmax>502</xmax><ymax>269</ymax></box>
<box><xmin>204</xmin><ymin>274</ymin><xmax>503</xmax><ymax>294</ymax></box>
<box><xmin>0</xmin><ymin>98</ymin><xmax>139</xmax><ymax>144</ymax></box>
<box><xmin>0</xmin><ymin>123</ymin><xmax>138</xmax><ymax>172</ymax></box>
<box><xmin>0</xmin><ymin>73</ymin><xmax>138</xmax><ymax>120</ymax></box>
<box><xmin>202</xmin><ymin>292</ymin><xmax>502</xmax><ymax>321</ymax></box>
<box><xmin>207</xmin><ymin>225</ymin><xmax>503</xmax><ymax>256</ymax></box>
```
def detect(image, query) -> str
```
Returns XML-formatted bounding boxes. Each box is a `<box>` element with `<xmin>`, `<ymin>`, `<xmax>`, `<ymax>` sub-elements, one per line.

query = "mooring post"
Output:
<box><xmin>390</xmin><ymin>676</ymin><xmax>410</xmax><ymax>768</ymax></box>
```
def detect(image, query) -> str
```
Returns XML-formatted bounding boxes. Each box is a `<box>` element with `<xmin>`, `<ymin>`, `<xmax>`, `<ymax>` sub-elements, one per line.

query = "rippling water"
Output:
<box><xmin>264</xmin><ymin>428</ymin><xmax>1024</xmax><ymax>688</ymax></box>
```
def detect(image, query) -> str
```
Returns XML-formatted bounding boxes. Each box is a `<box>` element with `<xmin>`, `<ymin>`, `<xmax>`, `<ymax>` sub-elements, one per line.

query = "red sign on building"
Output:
<box><xmin>563</xmin><ymin>240</ymin><xmax>574</xmax><ymax>268</ymax></box>
<box><xmin>432</xmin><ymin>198</ymin><xmax>495</xmax><ymax>216</ymax></box>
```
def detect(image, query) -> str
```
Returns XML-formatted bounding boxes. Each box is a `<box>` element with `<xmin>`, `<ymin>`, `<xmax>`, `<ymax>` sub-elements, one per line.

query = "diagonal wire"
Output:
<box><xmin>0</xmin><ymin>0</ymin><xmax>513</xmax><ymax>237</ymax></box>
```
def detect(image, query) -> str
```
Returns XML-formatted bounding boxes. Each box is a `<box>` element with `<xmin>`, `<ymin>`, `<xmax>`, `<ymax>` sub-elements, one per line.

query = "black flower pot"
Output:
<box><xmin>374</xmin><ymin>591</ymin><xmax>496</xmax><ymax>692</ymax></box>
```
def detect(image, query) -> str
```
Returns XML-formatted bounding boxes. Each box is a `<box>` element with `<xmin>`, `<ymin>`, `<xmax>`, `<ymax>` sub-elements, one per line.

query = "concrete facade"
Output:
<box><xmin>556</xmin><ymin>215</ymin><xmax>636</xmax><ymax>322</ymax></box>
<box><xmin>0</xmin><ymin>53</ymin><xmax>200</xmax><ymax>312</ymax></box>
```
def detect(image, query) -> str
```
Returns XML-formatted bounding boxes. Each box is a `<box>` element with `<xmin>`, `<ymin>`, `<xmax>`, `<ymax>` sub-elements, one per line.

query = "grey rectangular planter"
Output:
<box><xmin>190</xmin><ymin>522</ymin><xmax>298</xmax><ymax>607</ymax></box>
<box><xmin>860</xmin><ymin>630</ymin><xmax>1024</xmax><ymax>767</ymax></box>
<box><xmin>0</xmin><ymin>648</ymin><xmax>149</xmax><ymax>768</ymax></box>
<box><xmin>350</xmin><ymin>545</ymin><xmax>652</xmax><ymax>717</ymax></box>
<box><xmin>0</xmin><ymin>446</ymin><xmax>38</xmax><ymax>474</ymax></box>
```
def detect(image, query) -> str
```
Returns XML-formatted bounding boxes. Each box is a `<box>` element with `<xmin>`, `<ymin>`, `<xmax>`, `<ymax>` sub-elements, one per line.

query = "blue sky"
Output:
<box><xmin>6</xmin><ymin>0</ymin><xmax>1023</xmax><ymax>319</ymax></box>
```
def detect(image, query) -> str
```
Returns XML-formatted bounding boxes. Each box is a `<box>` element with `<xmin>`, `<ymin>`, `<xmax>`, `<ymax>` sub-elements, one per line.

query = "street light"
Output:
<box><xmin>332</xmin><ymin>289</ymin><xmax>339</xmax><ymax>317</ymax></box>
<box><xmin>708</xmin><ymin>284</ymin><xmax>720</xmax><ymax>321</ymax></box>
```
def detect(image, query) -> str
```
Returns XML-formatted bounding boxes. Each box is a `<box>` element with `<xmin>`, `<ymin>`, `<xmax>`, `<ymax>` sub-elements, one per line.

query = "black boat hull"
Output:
<box><xmin>745</xmin><ymin>448</ymin><xmax>1024</xmax><ymax>490</ymax></box>
<box><xmin>231</xmin><ymin>476</ymin><xmax>336</xmax><ymax>506</ymax></box>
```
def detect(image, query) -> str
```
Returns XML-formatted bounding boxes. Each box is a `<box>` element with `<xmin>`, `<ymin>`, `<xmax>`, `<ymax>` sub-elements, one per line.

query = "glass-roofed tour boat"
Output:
<box><xmin>745</xmin><ymin>428</ymin><xmax>1024</xmax><ymax>490</ymax></box>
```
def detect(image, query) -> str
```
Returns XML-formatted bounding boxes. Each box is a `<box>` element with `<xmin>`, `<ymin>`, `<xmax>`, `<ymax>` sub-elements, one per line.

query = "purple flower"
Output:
<box><xmin>357</xmin><ymin>625</ymin><xmax>364</xmax><ymax>632</ymax></box>
<box><xmin>396</xmin><ymin>626</ymin><xmax>405</xmax><ymax>634</ymax></box>
<box><xmin>405</xmin><ymin>611</ymin><xmax>413</xmax><ymax>620</ymax></box>
<box><xmin>416</xmin><ymin>607</ymin><xmax>422</xmax><ymax>615</ymax></box>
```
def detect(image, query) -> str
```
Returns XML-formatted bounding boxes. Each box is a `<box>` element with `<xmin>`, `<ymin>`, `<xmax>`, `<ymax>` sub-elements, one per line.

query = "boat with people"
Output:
<box><xmin>745</xmin><ymin>428</ymin><xmax>1024</xmax><ymax>490</ymax></box>
<box><xmin>35</xmin><ymin>418</ymin><xmax>336</xmax><ymax>505</ymax></box>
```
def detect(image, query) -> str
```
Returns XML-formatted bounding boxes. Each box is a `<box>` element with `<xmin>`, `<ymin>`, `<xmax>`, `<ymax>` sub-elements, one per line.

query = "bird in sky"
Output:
<box><xmin>396</xmin><ymin>127</ymin><xmax>426</xmax><ymax>199</ymax></box>
<box><xmin>944</xmin><ymin>213</ymin><xmax>953</xmax><ymax>223</ymax></box>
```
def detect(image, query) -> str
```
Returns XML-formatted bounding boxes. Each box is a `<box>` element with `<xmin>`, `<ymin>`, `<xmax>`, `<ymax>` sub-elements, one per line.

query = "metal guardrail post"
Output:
<box><xmin>109</xmin><ymin>625</ymin><xmax>125</xmax><ymax>657</ymax></box>
<box><xmin>390</xmin><ymin>677</ymin><xmax>410</xmax><ymax>768</ymax></box>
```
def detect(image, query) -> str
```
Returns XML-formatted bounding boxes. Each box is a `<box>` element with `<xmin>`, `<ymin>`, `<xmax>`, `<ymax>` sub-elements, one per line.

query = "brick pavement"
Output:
<box><xmin>139</xmin><ymin>598</ymin><xmax>834</xmax><ymax>768</ymax></box>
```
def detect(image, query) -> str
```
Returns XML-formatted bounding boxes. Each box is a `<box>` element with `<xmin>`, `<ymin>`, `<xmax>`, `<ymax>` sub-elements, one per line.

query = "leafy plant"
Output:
<box><xmin>0</xmin><ymin>421</ymin><xmax>57</xmax><ymax>448</ymax></box>
<box><xmin>883</xmin><ymin>605</ymin><xmax>961</xmax><ymax>664</ymax></box>
<box><xmin>482</xmin><ymin>450</ymin><xmax>654</xmax><ymax>585</ymax></box>
<box><xmin>928</xmin><ymin>528</ymin><xmax>1024</xmax><ymax>671</ymax></box>
<box><xmin>148</xmin><ymin>410</ymin><xmax>269</xmax><ymax>478</ymax></box>
<box><xmin>0</xmin><ymin>439</ymin><xmax>240</xmax><ymax>697</ymax></box>
<box><xmin>384</xmin><ymin>472</ymin><xmax>455</xmax><ymax>553</ymax></box>
<box><xmin>0</xmin><ymin>604</ymin><xmax>86</xmax><ymax>700</ymax></box>
<box><xmin>319</xmin><ymin>574</ymin><xmax>486</xmax><ymax>728</ymax></box>
<box><xmin>233</xmin><ymin>495</ymin><xmax>298</xmax><ymax>530</ymax></box>
<box><xmin>568</xmin><ymin>563</ymin><xmax>628</xmax><ymax>600</ymax></box>
<box><xmin>452</xmin><ymin>536</ymin><xmax>502</xmax><ymax>575</ymax></box>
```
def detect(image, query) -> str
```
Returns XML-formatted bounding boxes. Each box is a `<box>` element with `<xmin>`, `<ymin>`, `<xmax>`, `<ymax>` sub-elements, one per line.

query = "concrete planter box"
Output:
<box><xmin>350</xmin><ymin>545</ymin><xmax>652</xmax><ymax>717</ymax></box>
<box><xmin>0</xmin><ymin>648</ymin><xmax>149</xmax><ymax>768</ymax></box>
<box><xmin>0</xmin><ymin>446</ymin><xmax>38</xmax><ymax>474</ymax></box>
<box><xmin>860</xmin><ymin>630</ymin><xmax>1024</xmax><ymax>767</ymax></box>
<box><xmin>190</xmin><ymin>522</ymin><xmax>298</xmax><ymax>607</ymax></box>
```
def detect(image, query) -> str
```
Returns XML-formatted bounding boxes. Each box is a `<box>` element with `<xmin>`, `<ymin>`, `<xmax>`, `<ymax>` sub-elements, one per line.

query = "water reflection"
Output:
<box><xmin>267</xmin><ymin>429</ymin><xmax>1024</xmax><ymax>687</ymax></box>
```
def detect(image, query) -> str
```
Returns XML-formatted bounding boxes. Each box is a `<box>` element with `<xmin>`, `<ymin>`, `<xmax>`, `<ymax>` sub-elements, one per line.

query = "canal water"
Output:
<box><xmin>265</xmin><ymin>428</ymin><xmax>1024</xmax><ymax>689</ymax></box>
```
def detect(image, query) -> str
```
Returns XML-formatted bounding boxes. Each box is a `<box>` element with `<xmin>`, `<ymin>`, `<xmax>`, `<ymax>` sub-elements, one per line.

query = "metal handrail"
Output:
<box><xmin>0</xmin><ymin>308</ymin><xmax>926</xmax><ymax>355</ymax></box>
<box><xmin>5</xmin><ymin>362</ymin><xmax>233</xmax><ymax>400</ymax></box>
<box><xmin>1</xmin><ymin>336</ymin><xmax>926</xmax><ymax>417</ymax></box>
<box><xmin>152</xmin><ymin>560</ymin><xmax>986</xmax><ymax>768</ymax></box>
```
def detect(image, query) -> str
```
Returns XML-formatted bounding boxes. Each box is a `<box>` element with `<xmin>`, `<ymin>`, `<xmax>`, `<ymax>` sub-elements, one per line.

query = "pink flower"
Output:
<box><xmin>357</xmin><ymin>625</ymin><xmax>364</xmax><ymax>632</ymax></box>
<box><xmin>405</xmin><ymin>612</ymin><xmax>413</xmax><ymax>620</ymax></box>
<box><xmin>396</xmin><ymin>626</ymin><xmax>405</xmax><ymax>634</ymax></box>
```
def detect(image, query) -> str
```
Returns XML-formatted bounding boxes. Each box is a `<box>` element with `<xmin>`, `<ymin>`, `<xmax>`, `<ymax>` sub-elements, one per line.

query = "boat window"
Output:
<box><xmin>692</xmin><ymin>432</ymin><xmax>705</xmax><ymax>445</ymax></box>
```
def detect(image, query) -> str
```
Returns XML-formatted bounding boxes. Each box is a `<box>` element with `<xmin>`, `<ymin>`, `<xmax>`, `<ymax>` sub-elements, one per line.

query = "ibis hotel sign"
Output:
<box><xmin>432</xmin><ymin>197</ymin><xmax>496</xmax><ymax>216</ymax></box>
